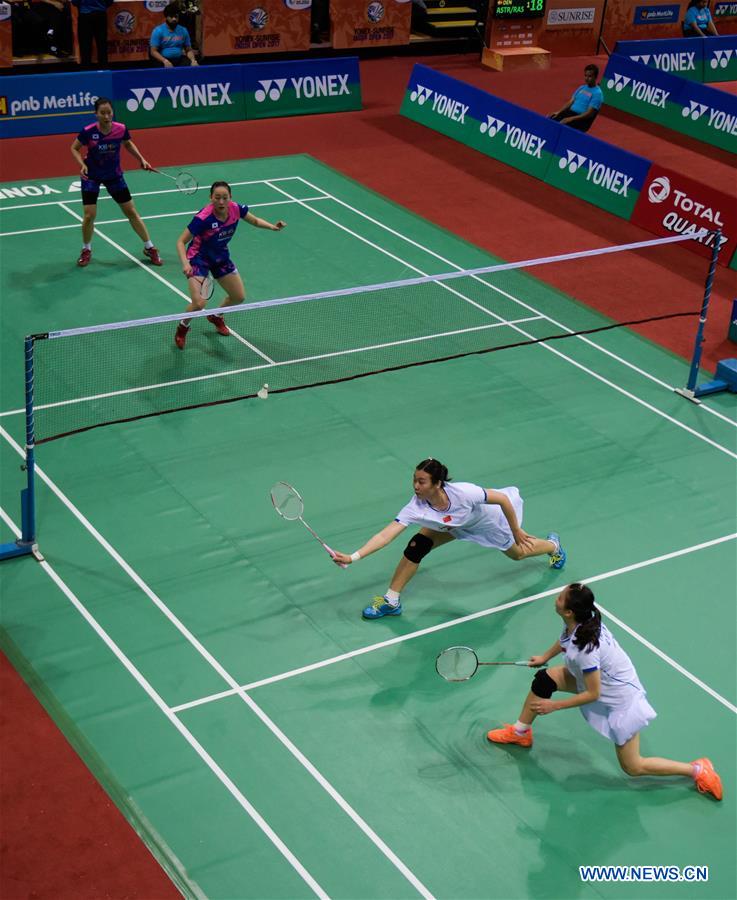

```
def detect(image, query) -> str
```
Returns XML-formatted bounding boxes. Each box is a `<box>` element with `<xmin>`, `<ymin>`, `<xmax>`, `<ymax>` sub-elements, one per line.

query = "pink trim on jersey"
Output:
<box><xmin>187</xmin><ymin>201</ymin><xmax>242</xmax><ymax>259</ymax></box>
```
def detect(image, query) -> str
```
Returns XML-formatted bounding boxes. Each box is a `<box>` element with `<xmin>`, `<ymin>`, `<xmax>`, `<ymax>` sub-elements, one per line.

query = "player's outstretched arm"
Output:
<box><xmin>245</xmin><ymin>211</ymin><xmax>286</xmax><ymax>231</ymax></box>
<box><xmin>332</xmin><ymin>520</ymin><xmax>406</xmax><ymax>566</ymax></box>
<box><xmin>70</xmin><ymin>138</ymin><xmax>87</xmax><ymax>177</ymax></box>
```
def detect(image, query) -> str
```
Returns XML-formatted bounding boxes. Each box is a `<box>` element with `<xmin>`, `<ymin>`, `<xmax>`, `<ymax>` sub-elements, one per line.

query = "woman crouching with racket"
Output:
<box><xmin>174</xmin><ymin>180</ymin><xmax>286</xmax><ymax>350</ymax></box>
<box><xmin>331</xmin><ymin>458</ymin><xmax>565</xmax><ymax>620</ymax></box>
<box><xmin>486</xmin><ymin>582</ymin><xmax>723</xmax><ymax>800</ymax></box>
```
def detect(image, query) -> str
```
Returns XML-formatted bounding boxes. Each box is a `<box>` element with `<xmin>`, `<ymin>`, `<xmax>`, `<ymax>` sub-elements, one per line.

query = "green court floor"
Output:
<box><xmin>0</xmin><ymin>156</ymin><xmax>735</xmax><ymax>899</ymax></box>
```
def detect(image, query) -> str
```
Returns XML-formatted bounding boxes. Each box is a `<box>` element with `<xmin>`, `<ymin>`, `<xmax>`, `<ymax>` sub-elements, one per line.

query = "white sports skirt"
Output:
<box><xmin>581</xmin><ymin>692</ymin><xmax>657</xmax><ymax>746</ymax></box>
<box><xmin>453</xmin><ymin>486</ymin><xmax>524</xmax><ymax>551</ymax></box>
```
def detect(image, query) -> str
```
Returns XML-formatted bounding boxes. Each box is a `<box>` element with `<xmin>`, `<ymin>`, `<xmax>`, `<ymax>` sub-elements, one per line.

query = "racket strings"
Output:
<box><xmin>435</xmin><ymin>646</ymin><xmax>478</xmax><ymax>681</ymax></box>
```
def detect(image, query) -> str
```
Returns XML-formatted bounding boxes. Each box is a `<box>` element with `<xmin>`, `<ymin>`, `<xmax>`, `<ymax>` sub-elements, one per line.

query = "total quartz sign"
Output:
<box><xmin>631</xmin><ymin>164</ymin><xmax>736</xmax><ymax>264</ymax></box>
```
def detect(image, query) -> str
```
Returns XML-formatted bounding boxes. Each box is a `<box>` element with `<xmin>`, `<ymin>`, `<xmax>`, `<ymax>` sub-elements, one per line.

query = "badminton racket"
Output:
<box><xmin>195</xmin><ymin>273</ymin><xmax>214</xmax><ymax>301</ymax></box>
<box><xmin>150</xmin><ymin>167</ymin><xmax>199</xmax><ymax>195</ymax></box>
<box><xmin>270</xmin><ymin>482</ymin><xmax>347</xmax><ymax>568</ymax></box>
<box><xmin>435</xmin><ymin>646</ymin><xmax>529</xmax><ymax>682</ymax></box>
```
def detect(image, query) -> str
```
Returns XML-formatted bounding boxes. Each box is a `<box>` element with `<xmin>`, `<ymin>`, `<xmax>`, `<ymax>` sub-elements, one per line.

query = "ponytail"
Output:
<box><xmin>565</xmin><ymin>582</ymin><xmax>601</xmax><ymax>650</ymax></box>
<box><xmin>415</xmin><ymin>458</ymin><xmax>451</xmax><ymax>485</ymax></box>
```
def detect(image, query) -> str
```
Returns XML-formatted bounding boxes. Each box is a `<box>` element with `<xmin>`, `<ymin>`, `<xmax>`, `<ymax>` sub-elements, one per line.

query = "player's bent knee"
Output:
<box><xmin>403</xmin><ymin>533</ymin><xmax>433</xmax><ymax>564</ymax></box>
<box><xmin>531</xmin><ymin>668</ymin><xmax>557</xmax><ymax>699</ymax></box>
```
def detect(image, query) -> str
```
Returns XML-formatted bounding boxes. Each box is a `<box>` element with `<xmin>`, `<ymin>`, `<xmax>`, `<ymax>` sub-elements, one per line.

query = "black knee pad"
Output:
<box><xmin>531</xmin><ymin>668</ymin><xmax>557</xmax><ymax>699</ymax></box>
<box><xmin>403</xmin><ymin>533</ymin><xmax>433</xmax><ymax>564</ymax></box>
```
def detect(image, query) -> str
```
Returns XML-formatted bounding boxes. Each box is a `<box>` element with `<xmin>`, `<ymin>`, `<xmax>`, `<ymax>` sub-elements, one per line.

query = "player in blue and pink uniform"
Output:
<box><xmin>70</xmin><ymin>96</ymin><xmax>162</xmax><ymax>268</ymax></box>
<box><xmin>174</xmin><ymin>180</ymin><xmax>286</xmax><ymax>349</ymax></box>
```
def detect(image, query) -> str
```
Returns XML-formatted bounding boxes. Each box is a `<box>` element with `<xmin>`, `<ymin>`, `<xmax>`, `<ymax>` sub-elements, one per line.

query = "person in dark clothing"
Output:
<box><xmin>71</xmin><ymin>0</ymin><xmax>113</xmax><ymax>67</ymax></box>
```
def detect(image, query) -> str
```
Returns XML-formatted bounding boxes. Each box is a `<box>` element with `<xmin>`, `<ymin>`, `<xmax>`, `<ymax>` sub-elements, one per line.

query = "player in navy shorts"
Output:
<box><xmin>173</xmin><ymin>180</ymin><xmax>286</xmax><ymax>349</ymax></box>
<box><xmin>70</xmin><ymin>96</ymin><xmax>162</xmax><ymax>268</ymax></box>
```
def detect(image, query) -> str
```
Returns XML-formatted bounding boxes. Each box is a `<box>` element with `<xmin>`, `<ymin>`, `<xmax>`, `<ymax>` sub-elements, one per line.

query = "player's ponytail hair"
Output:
<box><xmin>565</xmin><ymin>582</ymin><xmax>601</xmax><ymax>650</ymax></box>
<box><xmin>415</xmin><ymin>458</ymin><xmax>451</xmax><ymax>486</ymax></box>
<box><xmin>210</xmin><ymin>180</ymin><xmax>232</xmax><ymax>197</ymax></box>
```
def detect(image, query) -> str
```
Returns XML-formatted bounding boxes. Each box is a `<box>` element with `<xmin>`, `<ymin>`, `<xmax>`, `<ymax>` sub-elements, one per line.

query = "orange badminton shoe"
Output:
<box><xmin>486</xmin><ymin>724</ymin><xmax>533</xmax><ymax>747</ymax></box>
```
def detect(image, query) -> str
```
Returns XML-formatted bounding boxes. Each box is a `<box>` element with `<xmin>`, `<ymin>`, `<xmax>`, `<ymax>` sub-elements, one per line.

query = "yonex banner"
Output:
<box><xmin>676</xmin><ymin>78</ymin><xmax>737</xmax><ymax>152</ymax></box>
<box><xmin>631</xmin><ymin>164</ymin><xmax>736</xmax><ymax>265</ymax></box>
<box><xmin>243</xmin><ymin>58</ymin><xmax>361</xmax><ymax>119</ymax></box>
<box><xmin>602</xmin><ymin>55</ymin><xmax>688</xmax><ymax>130</ymax></box>
<box><xmin>0</xmin><ymin>71</ymin><xmax>113</xmax><ymax>139</ymax></box>
<box><xmin>612</xmin><ymin>38</ymin><xmax>703</xmax><ymax>81</ymax></box>
<box><xmin>112</xmin><ymin>65</ymin><xmax>246</xmax><ymax>129</ymax></box>
<box><xmin>714</xmin><ymin>0</ymin><xmax>737</xmax><ymax>19</ymax></box>
<box><xmin>702</xmin><ymin>36</ymin><xmax>737</xmax><ymax>83</ymax></box>
<box><xmin>546</xmin><ymin>128</ymin><xmax>651</xmax><ymax>219</ymax></box>
<box><xmin>400</xmin><ymin>65</ymin><xmax>558</xmax><ymax>180</ymax></box>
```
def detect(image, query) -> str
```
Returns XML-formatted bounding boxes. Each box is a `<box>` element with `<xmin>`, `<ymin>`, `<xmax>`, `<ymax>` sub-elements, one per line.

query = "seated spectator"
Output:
<box><xmin>150</xmin><ymin>2</ymin><xmax>197</xmax><ymax>67</ymax></box>
<box><xmin>683</xmin><ymin>0</ymin><xmax>718</xmax><ymax>36</ymax></box>
<box><xmin>549</xmin><ymin>64</ymin><xmax>602</xmax><ymax>133</ymax></box>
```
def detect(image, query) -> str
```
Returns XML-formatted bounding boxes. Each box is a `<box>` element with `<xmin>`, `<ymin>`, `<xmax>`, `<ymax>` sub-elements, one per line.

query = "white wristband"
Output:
<box><xmin>350</xmin><ymin>551</ymin><xmax>361</xmax><ymax>562</ymax></box>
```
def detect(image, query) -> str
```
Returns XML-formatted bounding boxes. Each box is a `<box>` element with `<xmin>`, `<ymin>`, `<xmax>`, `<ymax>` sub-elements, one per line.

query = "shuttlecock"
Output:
<box><xmin>257</xmin><ymin>383</ymin><xmax>269</xmax><ymax>400</ymax></box>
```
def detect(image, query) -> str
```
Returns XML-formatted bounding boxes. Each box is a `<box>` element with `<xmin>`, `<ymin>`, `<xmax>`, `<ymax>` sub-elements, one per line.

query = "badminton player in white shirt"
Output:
<box><xmin>486</xmin><ymin>582</ymin><xmax>722</xmax><ymax>800</ymax></box>
<box><xmin>331</xmin><ymin>458</ymin><xmax>565</xmax><ymax>619</ymax></box>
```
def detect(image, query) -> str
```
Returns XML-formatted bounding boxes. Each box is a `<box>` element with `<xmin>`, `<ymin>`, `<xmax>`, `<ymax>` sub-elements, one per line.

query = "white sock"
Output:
<box><xmin>143</xmin><ymin>240</ymin><xmax>154</xmax><ymax>249</ymax></box>
<box><xmin>83</xmin><ymin>242</ymin><xmax>91</xmax><ymax>250</ymax></box>
<box><xmin>691</xmin><ymin>762</ymin><xmax>701</xmax><ymax>778</ymax></box>
<box><xmin>384</xmin><ymin>589</ymin><xmax>400</xmax><ymax>606</ymax></box>
<box><xmin>513</xmin><ymin>720</ymin><xmax>531</xmax><ymax>734</ymax></box>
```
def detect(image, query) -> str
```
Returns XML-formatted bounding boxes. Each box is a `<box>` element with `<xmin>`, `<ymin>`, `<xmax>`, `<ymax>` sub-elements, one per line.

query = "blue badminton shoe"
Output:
<box><xmin>547</xmin><ymin>533</ymin><xmax>567</xmax><ymax>570</ymax></box>
<box><xmin>362</xmin><ymin>596</ymin><xmax>403</xmax><ymax>619</ymax></box>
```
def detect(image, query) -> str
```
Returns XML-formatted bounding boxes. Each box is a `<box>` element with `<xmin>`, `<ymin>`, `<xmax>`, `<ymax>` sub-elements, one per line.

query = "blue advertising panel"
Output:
<box><xmin>0</xmin><ymin>71</ymin><xmax>113</xmax><ymax>139</ymax></box>
<box><xmin>702</xmin><ymin>35</ymin><xmax>737</xmax><ymax>82</ymax></box>
<box><xmin>603</xmin><ymin>54</ymin><xmax>688</xmax><ymax>129</ymax></box>
<box><xmin>242</xmin><ymin>57</ymin><xmax>361</xmax><ymax>119</ymax></box>
<box><xmin>613</xmin><ymin>38</ymin><xmax>703</xmax><ymax>81</ymax></box>
<box><xmin>546</xmin><ymin>125</ymin><xmax>652</xmax><ymax>218</ymax></box>
<box><xmin>401</xmin><ymin>64</ymin><xmax>559</xmax><ymax>180</ymax></box>
<box><xmin>112</xmin><ymin>64</ymin><xmax>246</xmax><ymax>129</ymax></box>
<box><xmin>633</xmin><ymin>5</ymin><xmax>681</xmax><ymax>24</ymax></box>
<box><xmin>676</xmin><ymin>77</ymin><xmax>737</xmax><ymax>151</ymax></box>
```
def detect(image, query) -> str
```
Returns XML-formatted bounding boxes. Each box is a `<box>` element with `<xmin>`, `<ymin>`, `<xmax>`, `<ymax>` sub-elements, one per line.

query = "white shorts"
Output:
<box><xmin>453</xmin><ymin>486</ymin><xmax>523</xmax><ymax>551</ymax></box>
<box><xmin>580</xmin><ymin>692</ymin><xmax>657</xmax><ymax>746</ymax></box>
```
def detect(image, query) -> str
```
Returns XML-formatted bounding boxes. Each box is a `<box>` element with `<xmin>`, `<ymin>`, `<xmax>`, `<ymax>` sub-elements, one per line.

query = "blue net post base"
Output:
<box><xmin>0</xmin><ymin>487</ymin><xmax>42</xmax><ymax>562</ymax></box>
<box><xmin>676</xmin><ymin>359</ymin><xmax>737</xmax><ymax>403</ymax></box>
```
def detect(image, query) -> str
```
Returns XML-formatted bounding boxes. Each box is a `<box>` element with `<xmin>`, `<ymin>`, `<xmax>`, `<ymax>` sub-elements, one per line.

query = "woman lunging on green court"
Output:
<box><xmin>331</xmin><ymin>458</ymin><xmax>565</xmax><ymax>619</ymax></box>
<box><xmin>487</xmin><ymin>582</ymin><xmax>723</xmax><ymax>800</ymax></box>
<box><xmin>174</xmin><ymin>180</ymin><xmax>286</xmax><ymax>349</ymax></box>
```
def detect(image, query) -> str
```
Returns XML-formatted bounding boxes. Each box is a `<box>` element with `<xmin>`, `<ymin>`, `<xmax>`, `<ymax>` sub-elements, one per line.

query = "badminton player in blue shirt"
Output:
<box><xmin>174</xmin><ymin>180</ymin><xmax>286</xmax><ymax>349</ymax></box>
<box><xmin>70</xmin><ymin>97</ymin><xmax>162</xmax><ymax>268</ymax></box>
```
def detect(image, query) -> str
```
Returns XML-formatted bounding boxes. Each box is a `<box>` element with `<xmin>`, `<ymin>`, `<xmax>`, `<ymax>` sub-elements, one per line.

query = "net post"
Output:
<box><xmin>675</xmin><ymin>230</ymin><xmax>722</xmax><ymax>403</ymax></box>
<box><xmin>0</xmin><ymin>336</ymin><xmax>41</xmax><ymax>562</ymax></box>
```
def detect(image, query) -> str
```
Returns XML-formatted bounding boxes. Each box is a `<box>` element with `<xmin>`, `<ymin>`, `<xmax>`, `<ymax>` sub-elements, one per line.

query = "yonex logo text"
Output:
<box><xmin>559</xmin><ymin>150</ymin><xmax>586</xmax><ymax>173</ymax></box>
<box><xmin>410</xmin><ymin>84</ymin><xmax>433</xmax><ymax>105</ymax></box>
<box><xmin>682</xmin><ymin>100</ymin><xmax>708</xmax><ymax>120</ymax></box>
<box><xmin>254</xmin><ymin>75</ymin><xmax>350</xmax><ymax>103</ymax></box>
<box><xmin>126</xmin><ymin>83</ymin><xmax>232</xmax><ymax>112</ymax></box>
<box><xmin>479</xmin><ymin>115</ymin><xmax>505</xmax><ymax>137</ymax></box>
<box><xmin>711</xmin><ymin>49</ymin><xmax>734</xmax><ymax>69</ymax></box>
<box><xmin>607</xmin><ymin>73</ymin><xmax>631</xmax><ymax>92</ymax></box>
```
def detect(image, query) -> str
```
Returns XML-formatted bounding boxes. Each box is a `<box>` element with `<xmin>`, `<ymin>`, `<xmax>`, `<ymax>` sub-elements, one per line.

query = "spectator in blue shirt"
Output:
<box><xmin>150</xmin><ymin>2</ymin><xmax>197</xmax><ymax>67</ymax></box>
<box><xmin>71</xmin><ymin>0</ymin><xmax>114</xmax><ymax>67</ymax></box>
<box><xmin>549</xmin><ymin>64</ymin><xmax>603</xmax><ymax>133</ymax></box>
<box><xmin>683</xmin><ymin>0</ymin><xmax>718</xmax><ymax>36</ymax></box>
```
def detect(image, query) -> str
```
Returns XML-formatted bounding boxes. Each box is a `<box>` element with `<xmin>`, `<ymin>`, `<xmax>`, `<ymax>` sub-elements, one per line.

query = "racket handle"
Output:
<box><xmin>323</xmin><ymin>543</ymin><xmax>348</xmax><ymax>569</ymax></box>
<box><xmin>514</xmin><ymin>660</ymin><xmax>530</xmax><ymax>666</ymax></box>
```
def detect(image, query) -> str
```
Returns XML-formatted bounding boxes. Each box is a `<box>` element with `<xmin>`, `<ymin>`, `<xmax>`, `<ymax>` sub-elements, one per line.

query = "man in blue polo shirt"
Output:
<box><xmin>550</xmin><ymin>64</ymin><xmax>603</xmax><ymax>133</ymax></box>
<box><xmin>150</xmin><ymin>2</ymin><xmax>198</xmax><ymax>67</ymax></box>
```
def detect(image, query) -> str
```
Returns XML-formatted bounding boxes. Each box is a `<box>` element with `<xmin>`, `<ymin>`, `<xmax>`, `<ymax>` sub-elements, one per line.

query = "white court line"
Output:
<box><xmin>171</xmin><ymin>533</ymin><xmax>737</xmax><ymax>716</ymax></box>
<box><xmin>0</xmin><ymin>316</ymin><xmax>543</xmax><ymax>419</ymax></box>
<box><xmin>0</xmin><ymin>175</ymin><xmax>324</xmax><ymax>212</ymax></box>
<box><xmin>0</xmin><ymin>505</ymin><xmax>329</xmax><ymax>900</ymax></box>
<box><xmin>269</xmin><ymin>181</ymin><xmax>737</xmax><ymax>456</ymax></box>
<box><xmin>0</xmin><ymin>424</ymin><xmax>435</xmax><ymax>900</ymax></box>
<box><xmin>57</xmin><ymin>202</ymin><xmax>275</xmax><ymax>365</ymax></box>
<box><xmin>295</xmin><ymin>176</ymin><xmax>736</xmax><ymax>429</ymax></box>
<box><xmin>0</xmin><ymin>197</ymin><xmax>328</xmax><ymax>238</ymax></box>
